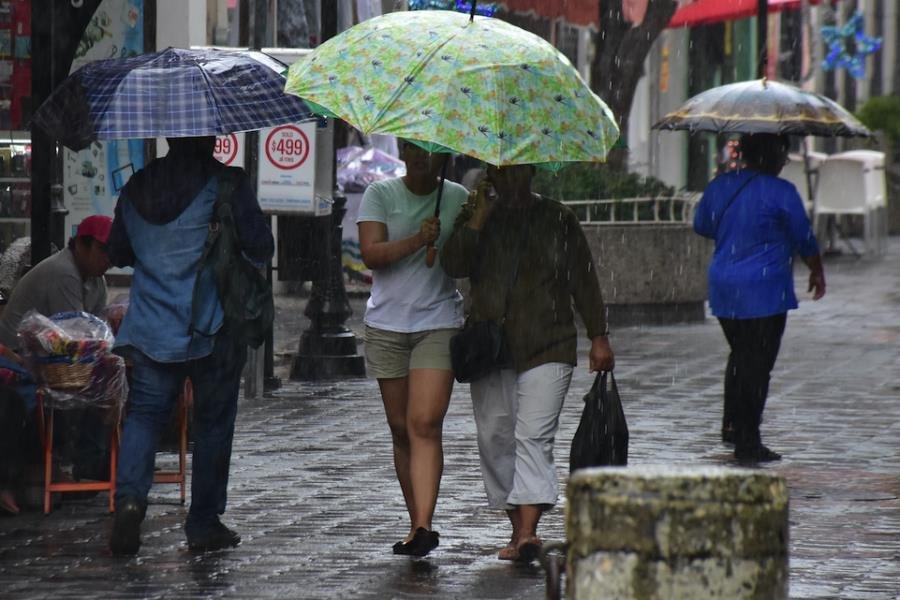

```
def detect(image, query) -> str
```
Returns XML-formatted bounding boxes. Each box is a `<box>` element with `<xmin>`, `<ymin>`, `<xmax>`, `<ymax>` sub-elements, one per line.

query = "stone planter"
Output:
<box><xmin>581</xmin><ymin>223</ymin><xmax>712</xmax><ymax>326</ymax></box>
<box><xmin>566</xmin><ymin>466</ymin><xmax>789</xmax><ymax>600</ymax></box>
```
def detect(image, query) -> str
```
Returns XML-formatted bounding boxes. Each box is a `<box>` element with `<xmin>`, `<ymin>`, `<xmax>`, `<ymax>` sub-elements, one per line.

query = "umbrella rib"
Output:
<box><xmin>370</xmin><ymin>25</ymin><xmax>468</xmax><ymax>130</ymax></box>
<box><xmin>195</xmin><ymin>64</ymin><xmax>227</xmax><ymax>135</ymax></box>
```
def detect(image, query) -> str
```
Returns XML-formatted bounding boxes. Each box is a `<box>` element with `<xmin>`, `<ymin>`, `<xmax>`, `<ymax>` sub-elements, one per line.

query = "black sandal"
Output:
<box><xmin>395</xmin><ymin>527</ymin><xmax>439</xmax><ymax>557</ymax></box>
<box><xmin>516</xmin><ymin>537</ymin><xmax>543</xmax><ymax>563</ymax></box>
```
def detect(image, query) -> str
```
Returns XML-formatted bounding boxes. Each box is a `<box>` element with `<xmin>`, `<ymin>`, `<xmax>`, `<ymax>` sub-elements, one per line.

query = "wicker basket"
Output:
<box><xmin>37</xmin><ymin>360</ymin><xmax>94</xmax><ymax>390</ymax></box>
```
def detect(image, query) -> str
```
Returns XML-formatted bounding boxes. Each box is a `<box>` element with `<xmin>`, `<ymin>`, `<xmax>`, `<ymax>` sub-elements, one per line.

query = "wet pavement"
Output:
<box><xmin>2</xmin><ymin>242</ymin><xmax>900</xmax><ymax>599</ymax></box>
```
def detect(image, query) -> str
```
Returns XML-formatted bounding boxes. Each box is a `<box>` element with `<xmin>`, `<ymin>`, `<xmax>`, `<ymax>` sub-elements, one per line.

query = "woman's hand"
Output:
<box><xmin>419</xmin><ymin>217</ymin><xmax>441</xmax><ymax>246</ymax></box>
<box><xmin>466</xmin><ymin>181</ymin><xmax>494</xmax><ymax>231</ymax></box>
<box><xmin>589</xmin><ymin>335</ymin><xmax>615</xmax><ymax>372</ymax></box>
<box><xmin>802</xmin><ymin>254</ymin><xmax>826</xmax><ymax>300</ymax></box>
<box><xmin>808</xmin><ymin>270</ymin><xmax>826</xmax><ymax>300</ymax></box>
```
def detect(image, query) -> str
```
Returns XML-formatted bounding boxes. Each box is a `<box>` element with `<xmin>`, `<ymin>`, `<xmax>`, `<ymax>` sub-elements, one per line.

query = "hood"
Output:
<box><xmin>120</xmin><ymin>153</ymin><xmax>225</xmax><ymax>224</ymax></box>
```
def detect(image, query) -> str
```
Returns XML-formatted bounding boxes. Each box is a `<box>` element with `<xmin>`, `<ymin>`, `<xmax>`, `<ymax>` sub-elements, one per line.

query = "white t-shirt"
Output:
<box><xmin>357</xmin><ymin>177</ymin><xmax>468</xmax><ymax>333</ymax></box>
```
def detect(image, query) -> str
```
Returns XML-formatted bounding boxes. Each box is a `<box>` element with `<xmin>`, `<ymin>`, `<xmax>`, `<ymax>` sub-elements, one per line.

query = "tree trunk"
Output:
<box><xmin>591</xmin><ymin>0</ymin><xmax>678</xmax><ymax>170</ymax></box>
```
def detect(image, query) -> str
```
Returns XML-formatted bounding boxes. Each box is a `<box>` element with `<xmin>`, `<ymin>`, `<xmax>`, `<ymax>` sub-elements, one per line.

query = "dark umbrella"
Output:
<box><xmin>31</xmin><ymin>47</ymin><xmax>312</xmax><ymax>151</ymax></box>
<box><xmin>652</xmin><ymin>78</ymin><xmax>871</xmax><ymax>138</ymax></box>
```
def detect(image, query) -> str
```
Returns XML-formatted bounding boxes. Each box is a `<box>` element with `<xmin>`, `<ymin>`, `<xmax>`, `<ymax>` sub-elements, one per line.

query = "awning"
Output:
<box><xmin>669</xmin><ymin>0</ymin><xmax>829</xmax><ymax>29</ymax></box>
<box><xmin>498</xmin><ymin>0</ymin><xmax>831</xmax><ymax>31</ymax></box>
<box><xmin>500</xmin><ymin>0</ymin><xmax>599</xmax><ymax>29</ymax></box>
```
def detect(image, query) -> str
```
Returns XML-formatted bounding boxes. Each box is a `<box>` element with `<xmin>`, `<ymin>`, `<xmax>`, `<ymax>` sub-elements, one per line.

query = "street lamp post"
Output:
<box><xmin>290</xmin><ymin>0</ymin><xmax>365</xmax><ymax>380</ymax></box>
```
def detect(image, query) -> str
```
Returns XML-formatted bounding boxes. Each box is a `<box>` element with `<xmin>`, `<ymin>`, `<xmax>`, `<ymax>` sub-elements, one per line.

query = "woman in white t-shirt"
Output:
<box><xmin>357</xmin><ymin>140</ymin><xmax>468</xmax><ymax>557</ymax></box>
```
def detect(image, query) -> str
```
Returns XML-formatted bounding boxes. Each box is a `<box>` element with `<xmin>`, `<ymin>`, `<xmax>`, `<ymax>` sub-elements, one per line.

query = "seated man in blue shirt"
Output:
<box><xmin>693</xmin><ymin>133</ymin><xmax>826</xmax><ymax>464</ymax></box>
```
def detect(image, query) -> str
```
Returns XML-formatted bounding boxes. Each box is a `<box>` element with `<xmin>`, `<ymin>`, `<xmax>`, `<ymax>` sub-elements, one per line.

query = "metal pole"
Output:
<box><xmin>243</xmin><ymin>4</ymin><xmax>270</xmax><ymax>399</ymax></box>
<box><xmin>758</xmin><ymin>0</ymin><xmax>769</xmax><ymax>79</ymax></box>
<box><xmin>30</xmin><ymin>0</ymin><xmax>54</xmax><ymax>264</ymax></box>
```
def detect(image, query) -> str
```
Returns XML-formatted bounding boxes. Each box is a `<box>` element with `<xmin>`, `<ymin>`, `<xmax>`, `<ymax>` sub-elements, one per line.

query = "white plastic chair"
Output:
<box><xmin>782</xmin><ymin>157</ymin><xmax>813</xmax><ymax>213</ymax></box>
<box><xmin>782</xmin><ymin>151</ymin><xmax>827</xmax><ymax>215</ymax></box>
<box><xmin>814</xmin><ymin>156</ymin><xmax>874</xmax><ymax>255</ymax></box>
<box><xmin>830</xmin><ymin>150</ymin><xmax>887</xmax><ymax>254</ymax></box>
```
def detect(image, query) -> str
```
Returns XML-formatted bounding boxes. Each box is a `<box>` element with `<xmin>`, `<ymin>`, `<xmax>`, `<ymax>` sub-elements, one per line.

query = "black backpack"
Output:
<box><xmin>191</xmin><ymin>167</ymin><xmax>274</xmax><ymax>349</ymax></box>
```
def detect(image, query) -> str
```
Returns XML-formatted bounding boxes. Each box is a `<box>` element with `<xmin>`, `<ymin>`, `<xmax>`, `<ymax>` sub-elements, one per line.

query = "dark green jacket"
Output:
<box><xmin>441</xmin><ymin>196</ymin><xmax>607</xmax><ymax>373</ymax></box>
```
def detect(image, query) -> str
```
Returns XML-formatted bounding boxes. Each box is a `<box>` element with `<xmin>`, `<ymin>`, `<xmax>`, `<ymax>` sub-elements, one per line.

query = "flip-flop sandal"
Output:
<box><xmin>516</xmin><ymin>537</ymin><xmax>543</xmax><ymax>563</ymax></box>
<box><xmin>497</xmin><ymin>544</ymin><xmax>519</xmax><ymax>561</ymax></box>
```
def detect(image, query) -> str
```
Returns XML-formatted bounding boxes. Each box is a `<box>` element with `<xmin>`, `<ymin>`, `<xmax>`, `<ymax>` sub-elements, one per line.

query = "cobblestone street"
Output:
<box><xmin>1</xmin><ymin>244</ymin><xmax>899</xmax><ymax>599</ymax></box>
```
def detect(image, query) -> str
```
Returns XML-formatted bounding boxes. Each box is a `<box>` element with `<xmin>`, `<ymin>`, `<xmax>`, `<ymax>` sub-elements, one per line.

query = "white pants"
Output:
<box><xmin>470</xmin><ymin>363</ymin><xmax>573</xmax><ymax>510</ymax></box>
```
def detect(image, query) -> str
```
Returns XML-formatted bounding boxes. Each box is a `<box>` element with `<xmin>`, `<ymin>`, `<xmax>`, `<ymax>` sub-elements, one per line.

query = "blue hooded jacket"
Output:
<box><xmin>108</xmin><ymin>152</ymin><xmax>273</xmax><ymax>362</ymax></box>
<box><xmin>693</xmin><ymin>169</ymin><xmax>819</xmax><ymax>319</ymax></box>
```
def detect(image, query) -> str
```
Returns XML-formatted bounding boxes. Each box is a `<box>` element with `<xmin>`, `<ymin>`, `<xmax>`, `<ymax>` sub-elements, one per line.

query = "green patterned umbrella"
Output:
<box><xmin>284</xmin><ymin>9</ymin><xmax>619</xmax><ymax>168</ymax></box>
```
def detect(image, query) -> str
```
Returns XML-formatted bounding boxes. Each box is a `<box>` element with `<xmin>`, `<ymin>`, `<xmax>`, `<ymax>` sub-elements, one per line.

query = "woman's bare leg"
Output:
<box><xmin>406</xmin><ymin>368</ymin><xmax>453</xmax><ymax>531</ymax></box>
<box><xmin>378</xmin><ymin>377</ymin><xmax>415</xmax><ymax>540</ymax></box>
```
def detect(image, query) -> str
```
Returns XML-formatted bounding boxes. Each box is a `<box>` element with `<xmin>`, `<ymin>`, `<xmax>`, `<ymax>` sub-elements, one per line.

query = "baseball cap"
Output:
<box><xmin>76</xmin><ymin>215</ymin><xmax>113</xmax><ymax>244</ymax></box>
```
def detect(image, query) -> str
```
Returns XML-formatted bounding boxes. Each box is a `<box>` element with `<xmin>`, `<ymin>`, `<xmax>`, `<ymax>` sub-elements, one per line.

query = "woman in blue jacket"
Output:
<box><xmin>693</xmin><ymin>133</ymin><xmax>826</xmax><ymax>463</ymax></box>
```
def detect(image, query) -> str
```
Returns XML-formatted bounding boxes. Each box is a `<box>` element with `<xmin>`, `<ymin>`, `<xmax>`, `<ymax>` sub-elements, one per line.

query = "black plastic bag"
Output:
<box><xmin>569</xmin><ymin>371</ymin><xmax>628</xmax><ymax>471</ymax></box>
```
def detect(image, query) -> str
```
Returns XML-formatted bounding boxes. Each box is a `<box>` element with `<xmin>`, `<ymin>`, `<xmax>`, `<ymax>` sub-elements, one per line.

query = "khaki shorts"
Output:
<box><xmin>364</xmin><ymin>326</ymin><xmax>458</xmax><ymax>379</ymax></box>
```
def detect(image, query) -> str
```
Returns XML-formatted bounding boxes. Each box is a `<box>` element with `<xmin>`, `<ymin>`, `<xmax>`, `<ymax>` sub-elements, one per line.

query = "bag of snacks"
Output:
<box><xmin>17</xmin><ymin>310</ymin><xmax>126</xmax><ymax>410</ymax></box>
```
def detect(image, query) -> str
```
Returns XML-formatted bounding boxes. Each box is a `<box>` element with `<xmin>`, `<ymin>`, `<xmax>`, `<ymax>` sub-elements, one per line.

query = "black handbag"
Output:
<box><xmin>569</xmin><ymin>371</ymin><xmax>628</xmax><ymax>471</ymax></box>
<box><xmin>449</xmin><ymin>319</ymin><xmax>508</xmax><ymax>383</ymax></box>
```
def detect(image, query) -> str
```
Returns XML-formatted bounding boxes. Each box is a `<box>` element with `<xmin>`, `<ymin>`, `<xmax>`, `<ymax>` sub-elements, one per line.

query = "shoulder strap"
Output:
<box><xmin>188</xmin><ymin>169</ymin><xmax>239</xmax><ymax>338</ymax></box>
<box><xmin>717</xmin><ymin>173</ymin><xmax>759</xmax><ymax>232</ymax></box>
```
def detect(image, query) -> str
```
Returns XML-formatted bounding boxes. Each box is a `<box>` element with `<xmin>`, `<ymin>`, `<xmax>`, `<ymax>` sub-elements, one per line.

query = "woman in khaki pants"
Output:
<box><xmin>357</xmin><ymin>141</ymin><xmax>469</xmax><ymax>557</ymax></box>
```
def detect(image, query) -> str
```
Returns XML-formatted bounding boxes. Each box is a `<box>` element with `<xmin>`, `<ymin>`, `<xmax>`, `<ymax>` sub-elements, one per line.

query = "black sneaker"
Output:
<box><xmin>186</xmin><ymin>519</ymin><xmax>241</xmax><ymax>553</ymax></box>
<box><xmin>735</xmin><ymin>444</ymin><xmax>782</xmax><ymax>464</ymax></box>
<box><xmin>721</xmin><ymin>427</ymin><xmax>736</xmax><ymax>445</ymax></box>
<box><xmin>110</xmin><ymin>498</ymin><xmax>144</xmax><ymax>556</ymax></box>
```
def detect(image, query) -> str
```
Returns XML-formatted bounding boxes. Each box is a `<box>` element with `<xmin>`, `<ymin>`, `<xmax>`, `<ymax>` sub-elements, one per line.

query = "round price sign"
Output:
<box><xmin>213</xmin><ymin>133</ymin><xmax>240</xmax><ymax>165</ymax></box>
<box><xmin>264</xmin><ymin>125</ymin><xmax>311</xmax><ymax>170</ymax></box>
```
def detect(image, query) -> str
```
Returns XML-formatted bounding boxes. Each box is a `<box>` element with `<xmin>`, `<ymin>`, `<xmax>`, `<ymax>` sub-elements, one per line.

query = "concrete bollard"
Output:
<box><xmin>566</xmin><ymin>466</ymin><xmax>789</xmax><ymax>599</ymax></box>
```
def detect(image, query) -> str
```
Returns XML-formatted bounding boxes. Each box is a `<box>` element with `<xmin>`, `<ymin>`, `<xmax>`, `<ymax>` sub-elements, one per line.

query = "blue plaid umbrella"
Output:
<box><xmin>31</xmin><ymin>47</ymin><xmax>312</xmax><ymax>151</ymax></box>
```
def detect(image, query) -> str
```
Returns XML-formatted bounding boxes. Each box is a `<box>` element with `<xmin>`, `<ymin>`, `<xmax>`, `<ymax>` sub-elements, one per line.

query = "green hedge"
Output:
<box><xmin>533</xmin><ymin>163</ymin><xmax>675</xmax><ymax>201</ymax></box>
<box><xmin>534</xmin><ymin>163</ymin><xmax>680</xmax><ymax>222</ymax></box>
<box><xmin>856</xmin><ymin>95</ymin><xmax>900</xmax><ymax>149</ymax></box>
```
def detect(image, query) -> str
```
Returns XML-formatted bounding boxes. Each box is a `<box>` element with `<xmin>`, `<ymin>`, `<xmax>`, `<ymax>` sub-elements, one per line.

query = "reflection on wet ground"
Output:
<box><xmin>1</xmin><ymin>246</ymin><xmax>900</xmax><ymax>598</ymax></box>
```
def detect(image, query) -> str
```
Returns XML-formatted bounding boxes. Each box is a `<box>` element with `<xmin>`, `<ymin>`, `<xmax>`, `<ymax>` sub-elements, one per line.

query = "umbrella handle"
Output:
<box><xmin>425</xmin><ymin>163</ymin><xmax>448</xmax><ymax>269</ymax></box>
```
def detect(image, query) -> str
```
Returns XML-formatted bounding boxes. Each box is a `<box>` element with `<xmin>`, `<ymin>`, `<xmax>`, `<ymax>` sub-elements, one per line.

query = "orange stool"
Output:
<box><xmin>37</xmin><ymin>391</ymin><xmax>118</xmax><ymax>515</ymax></box>
<box><xmin>152</xmin><ymin>378</ymin><xmax>192</xmax><ymax>504</ymax></box>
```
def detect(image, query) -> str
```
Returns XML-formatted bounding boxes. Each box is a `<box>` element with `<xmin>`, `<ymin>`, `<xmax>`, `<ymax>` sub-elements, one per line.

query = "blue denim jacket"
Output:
<box><xmin>114</xmin><ymin>178</ymin><xmax>223</xmax><ymax>362</ymax></box>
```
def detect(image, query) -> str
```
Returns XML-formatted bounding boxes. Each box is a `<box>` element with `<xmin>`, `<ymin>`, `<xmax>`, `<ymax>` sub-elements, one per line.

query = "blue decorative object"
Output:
<box><xmin>821</xmin><ymin>12</ymin><xmax>882</xmax><ymax>79</ymax></box>
<box><xmin>409</xmin><ymin>0</ymin><xmax>497</xmax><ymax>17</ymax></box>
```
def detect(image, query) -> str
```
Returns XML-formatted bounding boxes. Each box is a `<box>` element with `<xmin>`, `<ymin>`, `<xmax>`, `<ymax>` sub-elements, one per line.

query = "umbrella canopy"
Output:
<box><xmin>284</xmin><ymin>10</ymin><xmax>619</xmax><ymax>168</ymax></box>
<box><xmin>653</xmin><ymin>79</ymin><xmax>870</xmax><ymax>137</ymax></box>
<box><xmin>31</xmin><ymin>47</ymin><xmax>312</xmax><ymax>151</ymax></box>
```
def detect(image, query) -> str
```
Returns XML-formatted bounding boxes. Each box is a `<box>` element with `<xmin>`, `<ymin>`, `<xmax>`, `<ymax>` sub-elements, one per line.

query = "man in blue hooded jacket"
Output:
<box><xmin>107</xmin><ymin>136</ymin><xmax>274</xmax><ymax>555</ymax></box>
